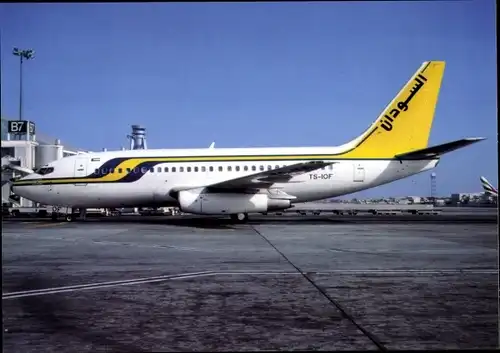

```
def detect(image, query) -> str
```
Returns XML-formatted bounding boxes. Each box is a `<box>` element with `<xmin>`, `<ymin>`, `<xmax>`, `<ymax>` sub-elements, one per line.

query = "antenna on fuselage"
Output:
<box><xmin>127</xmin><ymin>125</ymin><xmax>148</xmax><ymax>150</ymax></box>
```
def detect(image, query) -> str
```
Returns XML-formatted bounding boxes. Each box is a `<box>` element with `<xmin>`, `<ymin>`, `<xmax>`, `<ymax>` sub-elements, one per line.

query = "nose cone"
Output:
<box><xmin>10</xmin><ymin>182</ymin><xmax>23</xmax><ymax>199</ymax></box>
<box><xmin>10</xmin><ymin>177</ymin><xmax>21</xmax><ymax>194</ymax></box>
<box><xmin>10</xmin><ymin>177</ymin><xmax>40</xmax><ymax>202</ymax></box>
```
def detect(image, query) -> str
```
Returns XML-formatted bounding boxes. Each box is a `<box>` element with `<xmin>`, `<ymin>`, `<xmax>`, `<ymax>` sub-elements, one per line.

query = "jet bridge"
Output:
<box><xmin>1</xmin><ymin>118</ymin><xmax>83</xmax><ymax>210</ymax></box>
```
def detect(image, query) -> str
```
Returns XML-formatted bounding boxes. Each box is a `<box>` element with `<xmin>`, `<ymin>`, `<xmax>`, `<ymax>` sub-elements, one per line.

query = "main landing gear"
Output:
<box><xmin>51</xmin><ymin>212</ymin><xmax>76</xmax><ymax>222</ymax></box>
<box><xmin>230</xmin><ymin>213</ymin><xmax>249</xmax><ymax>223</ymax></box>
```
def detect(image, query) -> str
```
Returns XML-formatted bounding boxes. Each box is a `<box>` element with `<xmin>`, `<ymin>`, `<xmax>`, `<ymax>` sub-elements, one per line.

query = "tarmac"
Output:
<box><xmin>2</xmin><ymin>210</ymin><xmax>498</xmax><ymax>352</ymax></box>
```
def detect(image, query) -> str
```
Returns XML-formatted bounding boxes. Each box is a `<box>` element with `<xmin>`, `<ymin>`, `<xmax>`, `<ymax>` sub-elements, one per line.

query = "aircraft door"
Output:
<box><xmin>353</xmin><ymin>164</ymin><xmax>365</xmax><ymax>182</ymax></box>
<box><xmin>74</xmin><ymin>157</ymin><xmax>88</xmax><ymax>185</ymax></box>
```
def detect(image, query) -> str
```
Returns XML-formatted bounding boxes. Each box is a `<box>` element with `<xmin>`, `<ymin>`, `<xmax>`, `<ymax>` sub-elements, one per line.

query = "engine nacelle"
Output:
<box><xmin>178</xmin><ymin>190</ymin><xmax>291</xmax><ymax>215</ymax></box>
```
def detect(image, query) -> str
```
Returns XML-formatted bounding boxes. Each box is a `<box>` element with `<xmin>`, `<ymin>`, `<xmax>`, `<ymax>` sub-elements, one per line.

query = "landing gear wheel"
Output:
<box><xmin>65</xmin><ymin>214</ymin><xmax>74</xmax><ymax>222</ymax></box>
<box><xmin>230</xmin><ymin>213</ymin><xmax>249</xmax><ymax>223</ymax></box>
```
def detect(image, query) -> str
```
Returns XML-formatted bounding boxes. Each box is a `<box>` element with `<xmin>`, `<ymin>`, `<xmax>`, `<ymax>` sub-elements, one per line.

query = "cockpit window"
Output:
<box><xmin>35</xmin><ymin>167</ymin><xmax>54</xmax><ymax>175</ymax></box>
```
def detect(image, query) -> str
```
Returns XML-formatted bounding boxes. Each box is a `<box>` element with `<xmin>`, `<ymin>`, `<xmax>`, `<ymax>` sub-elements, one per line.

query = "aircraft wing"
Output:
<box><xmin>169</xmin><ymin>161</ymin><xmax>335</xmax><ymax>195</ymax></box>
<box><xmin>205</xmin><ymin>161</ymin><xmax>335</xmax><ymax>190</ymax></box>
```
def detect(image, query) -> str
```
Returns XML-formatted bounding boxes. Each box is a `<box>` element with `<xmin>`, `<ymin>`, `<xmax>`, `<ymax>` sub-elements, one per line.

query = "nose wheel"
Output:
<box><xmin>230</xmin><ymin>213</ymin><xmax>248</xmax><ymax>223</ymax></box>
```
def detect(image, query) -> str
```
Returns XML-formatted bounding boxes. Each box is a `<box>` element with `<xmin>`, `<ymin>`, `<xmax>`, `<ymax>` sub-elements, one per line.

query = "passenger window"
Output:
<box><xmin>267</xmin><ymin>165</ymin><xmax>272</xmax><ymax>170</ymax></box>
<box><xmin>187</xmin><ymin>166</ymin><xmax>191</xmax><ymax>172</ymax></box>
<box><xmin>118</xmin><ymin>168</ymin><xmax>123</xmax><ymax>173</ymax></box>
<box><xmin>157</xmin><ymin>167</ymin><xmax>162</xmax><ymax>173</ymax></box>
<box><xmin>194</xmin><ymin>166</ymin><xmax>199</xmax><ymax>172</ymax></box>
<box><xmin>228</xmin><ymin>166</ymin><xmax>232</xmax><ymax>172</ymax></box>
<box><xmin>172</xmin><ymin>167</ymin><xmax>176</xmax><ymax>172</ymax></box>
<box><xmin>218</xmin><ymin>166</ymin><xmax>223</xmax><ymax>172</ymax></box>
<box><xmin>95</xmin><ymin>169</ymin><xmax>99</xmax><ymax>174</ymax></box>
<box><xmin>133</xmin><ymin>168</ymin><xmax>139</xmax><ymax>173</ymax></box>
<box><xmin>275</xmin><ymin>165</ymin><xmax>279</xmax><ymax>169</ymax></box>
<box><xmin>180</xmin><ymin>166</ymin><xmax>184</xmax><ymax>172</ymax></box>
<box><xmin>209</xmin><ymin>166</ymin><xmax>213</xmax><ymax>172</ymax></box>
<box><xmin>244</xmin><ymin>165</ymin><xmax>248</xmax><ymax>171</ymax></box>
<box><xmin>251</xmin><ymin>165</ymin><xmax>256</xmax><ymax>171</ymax></box>
<box><xmin>127</xmin><ymin>168</ymin><xmax>131</xmax><ymax>173</ymax></box>
<box><xmin>235</xmin><ymin>166</ymin><xmax>240</xmax><ymax>172</ymax></box>
<box><xmin>164</xmin><ymin>167</ymin><xmax>169</xmax><ymax>172</ymax></box>
<box><xmin>111</xmin><ymin>168</ymin><xmax>115</xmax><ymax>173</ymax></box>
<box><xmin>141</xmin><ymin>167</ymin><xmax>148</xmax><ymax>174</ymax></box>
<box><xmin>259</xmin><ymin>165</ymin><xmax>264</xmax><ymax>171</ymax></box>
<box><xmin>150</xmin><ymin>168</ymin><xmax>154</xmax><ymax>173</ymax></box>
<box><xmin>201</xmin><ymin>166</ymin><xmax>206</xmax><ymax>172</ymax></box>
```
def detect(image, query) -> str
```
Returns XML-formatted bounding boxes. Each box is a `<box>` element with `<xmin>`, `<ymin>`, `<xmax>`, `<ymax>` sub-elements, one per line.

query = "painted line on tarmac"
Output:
<box><xmin>2</xmin><ymin>270</ymin><xmax>304</xmax><ymax>300</ymax></box>
<box><xmin>2</xmin><ymin>271</ymin><xmax>216</xmax><ymax>300</ymax></box>
<box><xmin>3</xmin><ymin>269</ymin><xmax>497</xmax><ymax>300</ymax></box>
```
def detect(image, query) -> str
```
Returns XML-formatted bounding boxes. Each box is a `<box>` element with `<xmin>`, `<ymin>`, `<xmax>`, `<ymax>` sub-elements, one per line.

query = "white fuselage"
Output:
<box><xmin>13</xmin><ymin>146</ymin><xmax>439</xmax><ymax>209</ymax></box>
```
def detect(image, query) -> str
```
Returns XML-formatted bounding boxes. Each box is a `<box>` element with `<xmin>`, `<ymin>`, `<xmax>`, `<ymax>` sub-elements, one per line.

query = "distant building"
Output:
<box><xmin>407</xmin><ymin>196</ymin><xmax>422</xmax><ymax>204</ymax></box>
<box><xmin>434</xmin><ymin>199</ymin><xmax>446</xmax><ymax>206</ymax></box>
<box><xmin>451</xmin><ymin>192</ymin><xmax>492</xmax><ymax>205</ymax></box>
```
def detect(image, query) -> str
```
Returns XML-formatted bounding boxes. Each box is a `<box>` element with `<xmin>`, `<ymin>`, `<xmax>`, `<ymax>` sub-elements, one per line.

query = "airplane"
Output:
<box><xmin>480</xmin><ymin>176</ymin><xmax>498</xmax><ymax>198</ymax></box>
<box><xmin>12</xmin><ymin>61</ymin><xmax>485</xmax><ymax>223</ymax></box>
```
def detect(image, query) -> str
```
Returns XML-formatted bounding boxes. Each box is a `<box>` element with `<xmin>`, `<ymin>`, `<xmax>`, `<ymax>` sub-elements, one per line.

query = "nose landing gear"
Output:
<box><xmin>51</xmin><ymin>206</ymin><xmax>61</xmax><ymax>221</ymax></box>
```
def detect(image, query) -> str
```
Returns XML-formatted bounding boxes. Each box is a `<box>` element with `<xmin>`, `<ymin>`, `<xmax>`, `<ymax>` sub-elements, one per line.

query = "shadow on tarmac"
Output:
<box><xmin>4</xmin><ymin>213</ymin><xmax>497</xmax><ymax>230</ymax></box>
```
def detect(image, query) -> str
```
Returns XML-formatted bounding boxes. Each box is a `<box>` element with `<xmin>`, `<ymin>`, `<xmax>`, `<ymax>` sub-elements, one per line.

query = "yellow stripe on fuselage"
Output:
<box><xmin>14</xmin><ymin>151</ymin><xmax>389</xmax><ymax>186</ymax></box>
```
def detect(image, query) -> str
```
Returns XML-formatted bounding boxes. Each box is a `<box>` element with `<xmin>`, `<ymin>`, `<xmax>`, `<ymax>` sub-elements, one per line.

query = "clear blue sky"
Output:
<box><xmin>1</xmin><ymin>1</ymin><xmax>497</xmax><ymax>198</ymax></box>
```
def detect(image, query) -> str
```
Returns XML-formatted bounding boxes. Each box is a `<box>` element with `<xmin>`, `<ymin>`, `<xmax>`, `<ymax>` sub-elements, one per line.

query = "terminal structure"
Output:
<box><xmin>1</xmin><ymin>118</ymin><xmax>83</xmax><ymax>208</ymax></box>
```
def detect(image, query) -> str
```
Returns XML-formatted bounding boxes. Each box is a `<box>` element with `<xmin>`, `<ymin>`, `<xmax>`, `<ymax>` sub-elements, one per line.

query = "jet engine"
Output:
<box><xmin>178</xmin><ymin>189</ymin><xmax>291</xmax><ymax>215</ymax></box>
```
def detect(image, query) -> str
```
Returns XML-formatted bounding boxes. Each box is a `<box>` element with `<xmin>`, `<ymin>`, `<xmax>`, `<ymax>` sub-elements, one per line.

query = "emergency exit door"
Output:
<box><xmin>74</xmin><ymin>157</ymin><xmax>88</xmax><ymax>185</ymax></box>
<box><xmin>353</xmin><ymin>164</ymin><xmax>365</xmax><ymax>182</ymax></box>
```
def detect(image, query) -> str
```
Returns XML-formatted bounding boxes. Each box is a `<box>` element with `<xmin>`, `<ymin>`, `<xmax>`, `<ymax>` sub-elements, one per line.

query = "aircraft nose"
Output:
<box><xmin>10</xmin><ymin>178</ymin><xmax>18</xmax><ymax>194</ymax></box>
<box><xmin>11</xmin><ymin>184</ymin><xmax>22</xmax><ymax>198</ymax></box>
<box><xmin>10</xmin><ymin>177</ymin><xmax>33</xmax><ymax>200</ymax></box>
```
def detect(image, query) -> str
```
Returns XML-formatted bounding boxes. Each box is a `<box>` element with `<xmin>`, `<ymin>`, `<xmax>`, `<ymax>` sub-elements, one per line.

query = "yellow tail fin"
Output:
<box><xmin>343</xmin><ymin>61</ymin><xmax>445</xmax><ymax>159</ymax></box>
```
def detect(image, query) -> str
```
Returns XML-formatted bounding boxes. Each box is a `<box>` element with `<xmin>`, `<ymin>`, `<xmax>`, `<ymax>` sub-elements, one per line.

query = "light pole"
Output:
<box><xmin>12</xmin><ymin>48</ymin><xmax>35</xmax><ymax>122</ymax></box>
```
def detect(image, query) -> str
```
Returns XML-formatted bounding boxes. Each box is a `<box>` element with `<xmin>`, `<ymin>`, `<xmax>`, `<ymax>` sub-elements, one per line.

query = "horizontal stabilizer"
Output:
<box><xmin>394</xmin><ymin>137</ymin><xmax>485</xmax><ymax>160</ymax></box>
